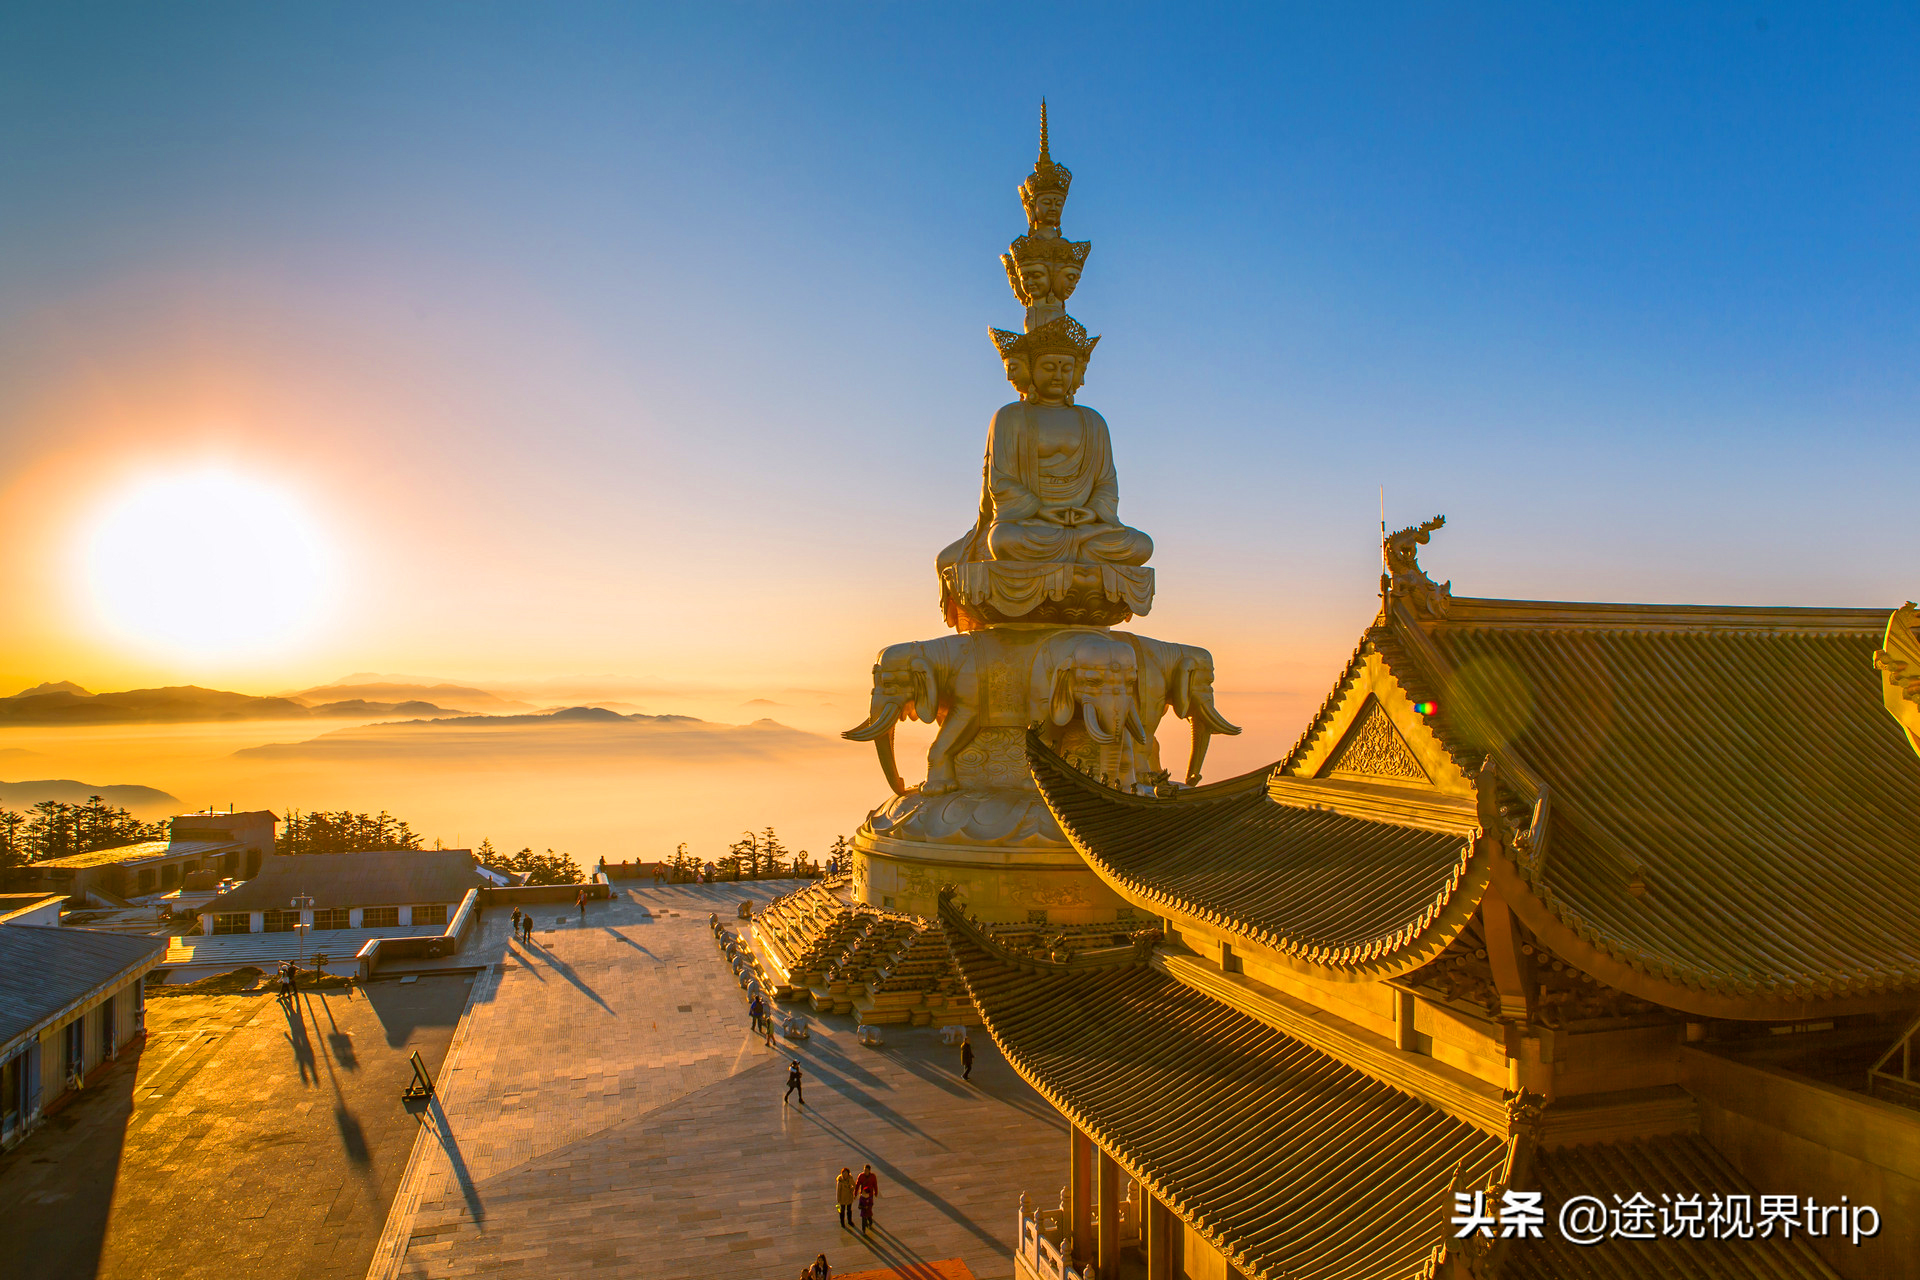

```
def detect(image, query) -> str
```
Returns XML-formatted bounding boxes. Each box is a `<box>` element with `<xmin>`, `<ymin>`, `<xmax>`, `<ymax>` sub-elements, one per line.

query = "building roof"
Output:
<box><xmin>203</xmin><ymin>849</ymin><xmax>483</xmax><ymax>913</ymax></box>
<box><xmin>1505</xmin><ymin>1134</ymin><xmax>1838</xmax><ymax>1280</ymax></box>
<box><xmin>32</xmin><ymin>838</ymin><xmax>247</xmax><ymax>871</ymax></box>
<box><xmin>1030</xmin><ymin>736</ymin><xmax>1479</xmax><ymax>973</ymax></box>
<box><xmin>1364</xmin><ymin>594</ymin><xmax>1920</xmax><ymax>1013</ymax></box>
<box><xmin>0</xmin><ymin>926</ymin><xmax>165</xmax><ymax>1051</ymax></box>
<box><xmin>936</xmin><ymin>889</ymin><xmax>1507</xmax><ymax>1280</ymax></box>
<box><xmin>1033</xmin><ymin>571</ymin><xmax>1920</xmax><ymax>1017</ymax></box>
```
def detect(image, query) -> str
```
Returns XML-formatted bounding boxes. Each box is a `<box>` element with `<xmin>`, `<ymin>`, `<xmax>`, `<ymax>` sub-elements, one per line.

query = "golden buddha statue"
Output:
<box><xmin>936</xmin><ymin>102</ymin><xmax>1156</xmax><ymax>630</ymax></box>
<box><xmin>938</xmin><ymin>317</ymin><xmax>1152</xmax><ymax>571</ymax></box>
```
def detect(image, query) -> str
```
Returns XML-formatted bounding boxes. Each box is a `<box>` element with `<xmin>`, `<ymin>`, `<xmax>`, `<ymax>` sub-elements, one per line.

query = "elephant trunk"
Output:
<box><xmin>874</xmin><ymin>725</ymin><xmax>909</xmax><ymax>796</ymax></box>
<box><xmin>1081</xmin><ymin>694</ymin><xmax>1117</xmax><ymax>744</ymax></box>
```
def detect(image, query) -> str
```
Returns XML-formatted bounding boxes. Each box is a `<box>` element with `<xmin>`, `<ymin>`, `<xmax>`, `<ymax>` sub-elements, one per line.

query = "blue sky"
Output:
<box><xmin>1</xmin><ymin>3</ymin><xmax>1916</xmax><ymax>706</ymax></box>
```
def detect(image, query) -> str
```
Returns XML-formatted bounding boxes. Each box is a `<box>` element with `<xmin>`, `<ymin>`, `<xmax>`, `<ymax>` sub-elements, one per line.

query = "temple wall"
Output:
<box><xmin>1683</xmin><ymin>1045</ymin><xmax>1920</xmax><ymax>1280</ymax></box>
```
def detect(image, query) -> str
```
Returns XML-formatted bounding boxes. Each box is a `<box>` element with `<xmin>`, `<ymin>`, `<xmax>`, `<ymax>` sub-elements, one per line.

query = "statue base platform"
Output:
<box><xmin>852</xmin><ymin>789</ymin><xmax>1131</xmax><ymax>924</ymax></box>
<box><xmin>941</xmin><ymin>559</ymin><xmax>1152</xmax><ymax>631</ymax></box>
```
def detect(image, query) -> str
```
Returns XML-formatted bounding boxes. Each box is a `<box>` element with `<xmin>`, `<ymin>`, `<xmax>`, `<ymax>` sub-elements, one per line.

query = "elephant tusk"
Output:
<box><xmin>842</xmin><ymin>699</ymin><xmax>903</xmax><ymax>743</ymax></box>
<box><xmin>1192</xmin><ymin>696</ymin><xmax>1242</xmax><ymax>736</ymax></box>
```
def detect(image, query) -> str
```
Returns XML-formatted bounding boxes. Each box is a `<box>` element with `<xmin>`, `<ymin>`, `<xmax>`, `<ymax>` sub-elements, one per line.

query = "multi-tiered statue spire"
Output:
<box><xmin>843</xmin><ymin>105</ymin><xmax>1238</xmax><ymax>923</ymax></box>
<box><xmin>937</xmin><ymin>104</ymin><xmax>1152</xmax><ymax>631</ymax></box>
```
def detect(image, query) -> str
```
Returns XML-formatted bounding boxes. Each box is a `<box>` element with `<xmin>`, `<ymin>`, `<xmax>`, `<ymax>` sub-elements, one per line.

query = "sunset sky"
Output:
<box><xmin>4</xmin><ymin>4</ymin><xmax>1917</xmax><ymax>732</ymax></box>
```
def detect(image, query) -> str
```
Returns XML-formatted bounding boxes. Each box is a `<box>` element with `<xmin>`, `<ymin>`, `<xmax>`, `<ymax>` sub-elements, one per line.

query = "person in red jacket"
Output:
<box><xmin>854</xmin><ymin>1163</ymin><xmax>879</xmax><ymax>1235</ymax></box>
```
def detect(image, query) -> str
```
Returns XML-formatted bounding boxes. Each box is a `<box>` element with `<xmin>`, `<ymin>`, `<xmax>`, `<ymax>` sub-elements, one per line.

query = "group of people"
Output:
<box><xmin>835</xmin><ymin>1163</ymin><xmax>881</xmax><ymax>1234</ymax></box>
<box><xmin>507</xmin><ymin>907</ymin><xmax>535</xmax><ymax>945</ymax></box>
<box><xmin>749</xmin><ymin>992</ymin><xmax>778</xmax><ymax>1047</ymax></box>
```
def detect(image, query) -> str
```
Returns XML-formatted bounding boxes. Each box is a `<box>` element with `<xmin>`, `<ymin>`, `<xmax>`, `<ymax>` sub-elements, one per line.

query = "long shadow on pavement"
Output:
<box><xmin>788</xmin><ymin>1103</ymin><xmax>1009</xmax><ymax>1254</ymax></box>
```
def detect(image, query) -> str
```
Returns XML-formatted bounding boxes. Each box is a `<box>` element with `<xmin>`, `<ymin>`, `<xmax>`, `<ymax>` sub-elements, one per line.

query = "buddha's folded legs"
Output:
<box><xmin>984</xmin><ymin>519</ymin><xmax>1153</xmax><ymax>565</ymax></box>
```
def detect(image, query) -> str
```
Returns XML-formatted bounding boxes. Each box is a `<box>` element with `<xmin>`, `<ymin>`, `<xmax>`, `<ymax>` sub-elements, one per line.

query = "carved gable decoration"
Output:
<box><xmin>1320</xmin><ymin>696</ymin><xmax>1429</xmax><ymax>783</ymax></box>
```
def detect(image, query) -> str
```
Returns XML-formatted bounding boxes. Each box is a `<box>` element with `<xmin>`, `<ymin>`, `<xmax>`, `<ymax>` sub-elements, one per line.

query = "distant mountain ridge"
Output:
<box><xmin>0</xmin><ymin>682</ymin><xmax>464</xmax><ymax>725</ymax></box>
<box><xmin>234</xmin><ymin>705</ymin><xmax>822</xmax><ymax>762</ymax></box>
<box><xmin>0</xmin><ymin>779</ymin><xmax>181</xmax><ymax>814</ymax></box>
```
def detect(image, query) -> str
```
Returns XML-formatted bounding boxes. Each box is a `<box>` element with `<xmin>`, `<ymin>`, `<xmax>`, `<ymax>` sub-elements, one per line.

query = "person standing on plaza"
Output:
<box><xmin>748</xmin><ymin>993</ymin><xmax>763</xmax><ymax>1032</ymax></box>
<box><xmin>576</xmin><ymin>887</ymin><xmax>588</xmax><ymax>921</ymax></box>
<box><xmin>807</xmin><ymin>1254</ymin><xmax>832</xmax><ymax>1278</ymax></box>
<box><xmin>854</xmin><ymin>1163</ymin><xmax>879</xmax><ymax>1235</ymax></box>
<box><xmin>835</xmin><ymin>1166</ymin><xmax>855</xmax><ymax>1229</ymax></box>
<box><xmin>961</xmin><ymin>1033</ymin><xmax>974</xmax><ymax>1081</ymax></box>
<box><xmin>522</xmin><ymin>912</ymin><xmax>534</xmax><ymax>945</ymax></box>
<box><xmin>785</xmin><ymin>1059</ymin><xmax>804</xmax><ymax>1106</ymax></box>
<box><xmin>509</xmin><ymin>906</ymin><xmax>522</xmax><ymax>941</ymax></box>
<box><xmin>762</xmin><ymin>1008</ymin><xmax>776</xmax><ymax>1048</ymax></box>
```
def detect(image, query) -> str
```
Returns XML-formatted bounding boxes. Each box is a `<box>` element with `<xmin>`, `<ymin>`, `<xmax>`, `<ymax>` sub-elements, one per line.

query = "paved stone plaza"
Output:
<box><xmin>375</xmin><ymin>882</ymin><xmax>1066</xmax><ymax>1280</ymax></box>
<box><xmin>0</xmin><ymin>974</ymin><xmax>469</xmax><ymax>1280</ymax></box>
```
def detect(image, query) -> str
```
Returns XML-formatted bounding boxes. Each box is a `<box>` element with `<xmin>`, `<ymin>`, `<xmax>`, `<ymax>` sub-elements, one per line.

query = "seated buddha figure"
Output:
<box><xmin>939</xmin><ymin>318</ymin><xmax>1153</xmax><ymax>571</ymax></box>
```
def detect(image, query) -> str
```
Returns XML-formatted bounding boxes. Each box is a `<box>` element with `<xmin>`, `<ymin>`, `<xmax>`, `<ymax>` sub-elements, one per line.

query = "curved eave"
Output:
<box><xmin>1028</xmin><ymin>729</ymin><xmax>1489</xmax><ymax>983</ymax></box>
<box><xmin>1491</xmin><ymin>850</ymin><xmax>1920</xmax><ymax>1021</ymax></box>
<box><xmin>934</xmin><ymin>889</ymin><xmax>1502</xmax><ymax>1280</ymax></box>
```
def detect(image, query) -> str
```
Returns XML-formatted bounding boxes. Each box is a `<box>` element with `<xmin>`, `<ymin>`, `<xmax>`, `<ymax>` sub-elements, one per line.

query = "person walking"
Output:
<box><xmin>576</xmin><ymin>887</ymin><xmax>588</xmax><ymax>921</ymax></box>
<box><xmin>784</xmin><ymin>1059</ymin><xmax>804</xmax><ymax>1106</ymax></box>
<box><xmin>854</xmin><ymin>1163</ymin><xmax>879</xmax><ymax>1235</ymax></box>
<box><xmin>961</xmin><ymin>1033</ymin><xmax>975</xmax><ymax>1081</ymax></box>
<box><xmin>509</xmin><ymin>907</ymin><xmax>522</xmax><ymax>941</ymax></box>
<box><xmin>748</xmin><ymin>993</ymin><xmax>763</xmax><ymax>1032</ymax></box>
<box><xmin>835</xmin><ymin>1167</ymin><xmax>855</xmax><ymax>1229</ymax></box>
<box><xmin>521</xmin><ymin>912</ymin><xmax>534</xmax><ymax>945</ymax></box>
<box><xmin>762</xmin><ymin>1009</ymin><xmax>776</xmax><ymax>1048</ymax></box>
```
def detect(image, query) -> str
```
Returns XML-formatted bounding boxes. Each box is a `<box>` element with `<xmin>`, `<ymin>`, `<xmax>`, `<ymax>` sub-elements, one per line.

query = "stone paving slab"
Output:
<box><xmin>0</xmin><ymin>975</ymin><xmax>468</xmax><ymax>1280</ymax></box>
<box><xmin>374</xmin><ymin>882</ymin><xmax>1065</xmax><ymax>1280</ymax></box>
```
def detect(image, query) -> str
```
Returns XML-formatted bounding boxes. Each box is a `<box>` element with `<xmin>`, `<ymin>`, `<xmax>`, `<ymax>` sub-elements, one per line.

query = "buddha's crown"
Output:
<box><xmin>989</xmin><ymin>314</ymin><xmax>1100</xmax><ymax>365</ymax></box>
<box><xmin>1019</xmin><ymin>101</ymin><xmax>1073</xmax><ymax>225</ymax></box>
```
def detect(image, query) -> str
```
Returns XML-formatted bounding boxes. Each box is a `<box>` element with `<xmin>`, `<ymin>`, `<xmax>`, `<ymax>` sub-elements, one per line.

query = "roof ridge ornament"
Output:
<box><xmin>1384</xmin><ymin>514</ymin><xmax>1452</xmax><ymax>620</ymax></box>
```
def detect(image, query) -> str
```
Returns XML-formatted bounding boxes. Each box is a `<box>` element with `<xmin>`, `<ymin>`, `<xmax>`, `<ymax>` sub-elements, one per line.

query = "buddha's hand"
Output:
<box><xmin>1041</xmin><ymin>505</ymin><xmax>1096</xmax><ymax>527</ymax></box>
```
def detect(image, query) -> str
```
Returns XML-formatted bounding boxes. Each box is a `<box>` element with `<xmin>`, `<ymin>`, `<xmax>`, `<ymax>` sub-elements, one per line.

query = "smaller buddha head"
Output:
<box><xmin>1019</xmin><ymin>102</ymin><xmax>1073</xmax><ymax>233</ymax></box>
<box><xmin>1002</xmin><ymin>236</ymin><xmax>1092</xmax><ymax>307</ymax></box>
<box><xmin>1001</xmin><ymin>353</ymin><xmax>1032</xmax><ymax>397</ymax></box>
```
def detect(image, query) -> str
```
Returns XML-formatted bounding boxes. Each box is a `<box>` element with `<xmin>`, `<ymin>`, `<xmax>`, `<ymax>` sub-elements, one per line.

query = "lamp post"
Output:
<box><xmin>292</xmin><ymin>893</ymin><xmax>314</xmax><ymax>974</ymax></box>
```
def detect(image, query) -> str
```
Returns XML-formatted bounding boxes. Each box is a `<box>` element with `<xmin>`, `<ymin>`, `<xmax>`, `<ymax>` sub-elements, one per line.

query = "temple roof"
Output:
<box><xmin>936</xmin><ymin>890</ymin><xmax>1506</xmax><ymax>1280</ymax></box>
<box><xmin>1359</xmin><ymin>596</ymin><xmax>1920</xmax><ymax>1009</ymax></box>
<box><xmin>1031</xmin><ymin>738</ymin><xmax>1478</xmax><ymax>971</ymax></box>
<box><xmin>1032</xmin><ymin>583</ymin><xmax>1920</xmax><ymax>1015</ymax></box>
<box><xmin>1510</xmin><ymin>1134</ymin><xmax>1838</xmax><ymax>1279</ymax></box>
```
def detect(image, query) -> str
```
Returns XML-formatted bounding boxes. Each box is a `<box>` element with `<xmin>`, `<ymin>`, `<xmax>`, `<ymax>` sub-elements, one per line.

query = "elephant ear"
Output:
<box><xmin>1050</xmin><ymin>664</ymin><xmax>1077</xmax><ymax>727</ymax></box>
<box><xmin>910</xmin><ymin>657</ymin><xmax>941</xmax><ymax>724</ymax></box>
<box><xmin>1170</xmin><ymin>656</ymin><xmax>1197</xmax><ymax>719</ymax></box>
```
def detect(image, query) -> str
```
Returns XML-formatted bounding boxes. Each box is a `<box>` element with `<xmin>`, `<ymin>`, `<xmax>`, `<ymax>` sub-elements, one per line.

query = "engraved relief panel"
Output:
<box><xmin>1320</xmin><ymin>695</ymin><xmax>1429</xmax><ymax>783</ymax></box>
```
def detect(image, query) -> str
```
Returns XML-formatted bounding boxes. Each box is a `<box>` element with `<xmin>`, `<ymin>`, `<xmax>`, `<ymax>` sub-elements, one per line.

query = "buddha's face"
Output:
<box><xmin>1033</xmin><ymin>190</ymin><xmax>1065</xmax><ymax>228</ymax></box>
<box><xmin>1031</xmin><ymin>352</ymin><xmax>1076</xmax><ymax>403</ymax></box>
<box><xmin>1018</xmin><ymin>260</ymin><xmax>1053</xmax><ymax>302</ymax></box>
<box><xmin>1002</xmin><ymin>355</ymin><xmax>1032</xmax><ymax>395</ymax></box>
<box><xmin>1051</xmin><ymin>262</ymin><xmax>1081</xmax><ymax>299</ymax></box>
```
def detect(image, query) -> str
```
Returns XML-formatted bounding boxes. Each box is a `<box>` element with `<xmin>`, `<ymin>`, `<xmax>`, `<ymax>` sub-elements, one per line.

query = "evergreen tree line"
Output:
<box><xmin>658</xmin><ymin>829</ymin><xmax>849</xmax><ymax>882</ymax></box>
<box><xmin>276</xmin><ymin>809</ymin><xmax>422</xmax><ymax>855</ymax></box>
<box><xmin>474</xmin><ymin>838</ymin><xmax>583</xmax><ymax>886</ymax></box>
<box><xmin>0</xmin><ymin>796</ymin><xmax>166</xmax><ymax>868</ymax></box>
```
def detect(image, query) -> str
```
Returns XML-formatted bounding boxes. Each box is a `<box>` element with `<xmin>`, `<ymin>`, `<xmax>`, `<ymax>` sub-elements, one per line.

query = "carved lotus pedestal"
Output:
<box><xmin>941</xmin><ymin>559</ymin><xmax>1153</xmax><ymax>631</ymax></box>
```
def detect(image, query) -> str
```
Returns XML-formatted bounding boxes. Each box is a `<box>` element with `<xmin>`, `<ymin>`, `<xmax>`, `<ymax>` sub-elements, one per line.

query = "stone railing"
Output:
<box><xmin>1016</xmin><ymin>1193</ymin><xmax>1096</xmax><ymax>1280</ymax></box>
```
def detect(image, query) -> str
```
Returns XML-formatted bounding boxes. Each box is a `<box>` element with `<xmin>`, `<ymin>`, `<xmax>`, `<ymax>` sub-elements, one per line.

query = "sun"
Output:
<box><xmin>82</xmin><ymin>468</ymin><xmax>336</xmax><ymax>661</ymax></box>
